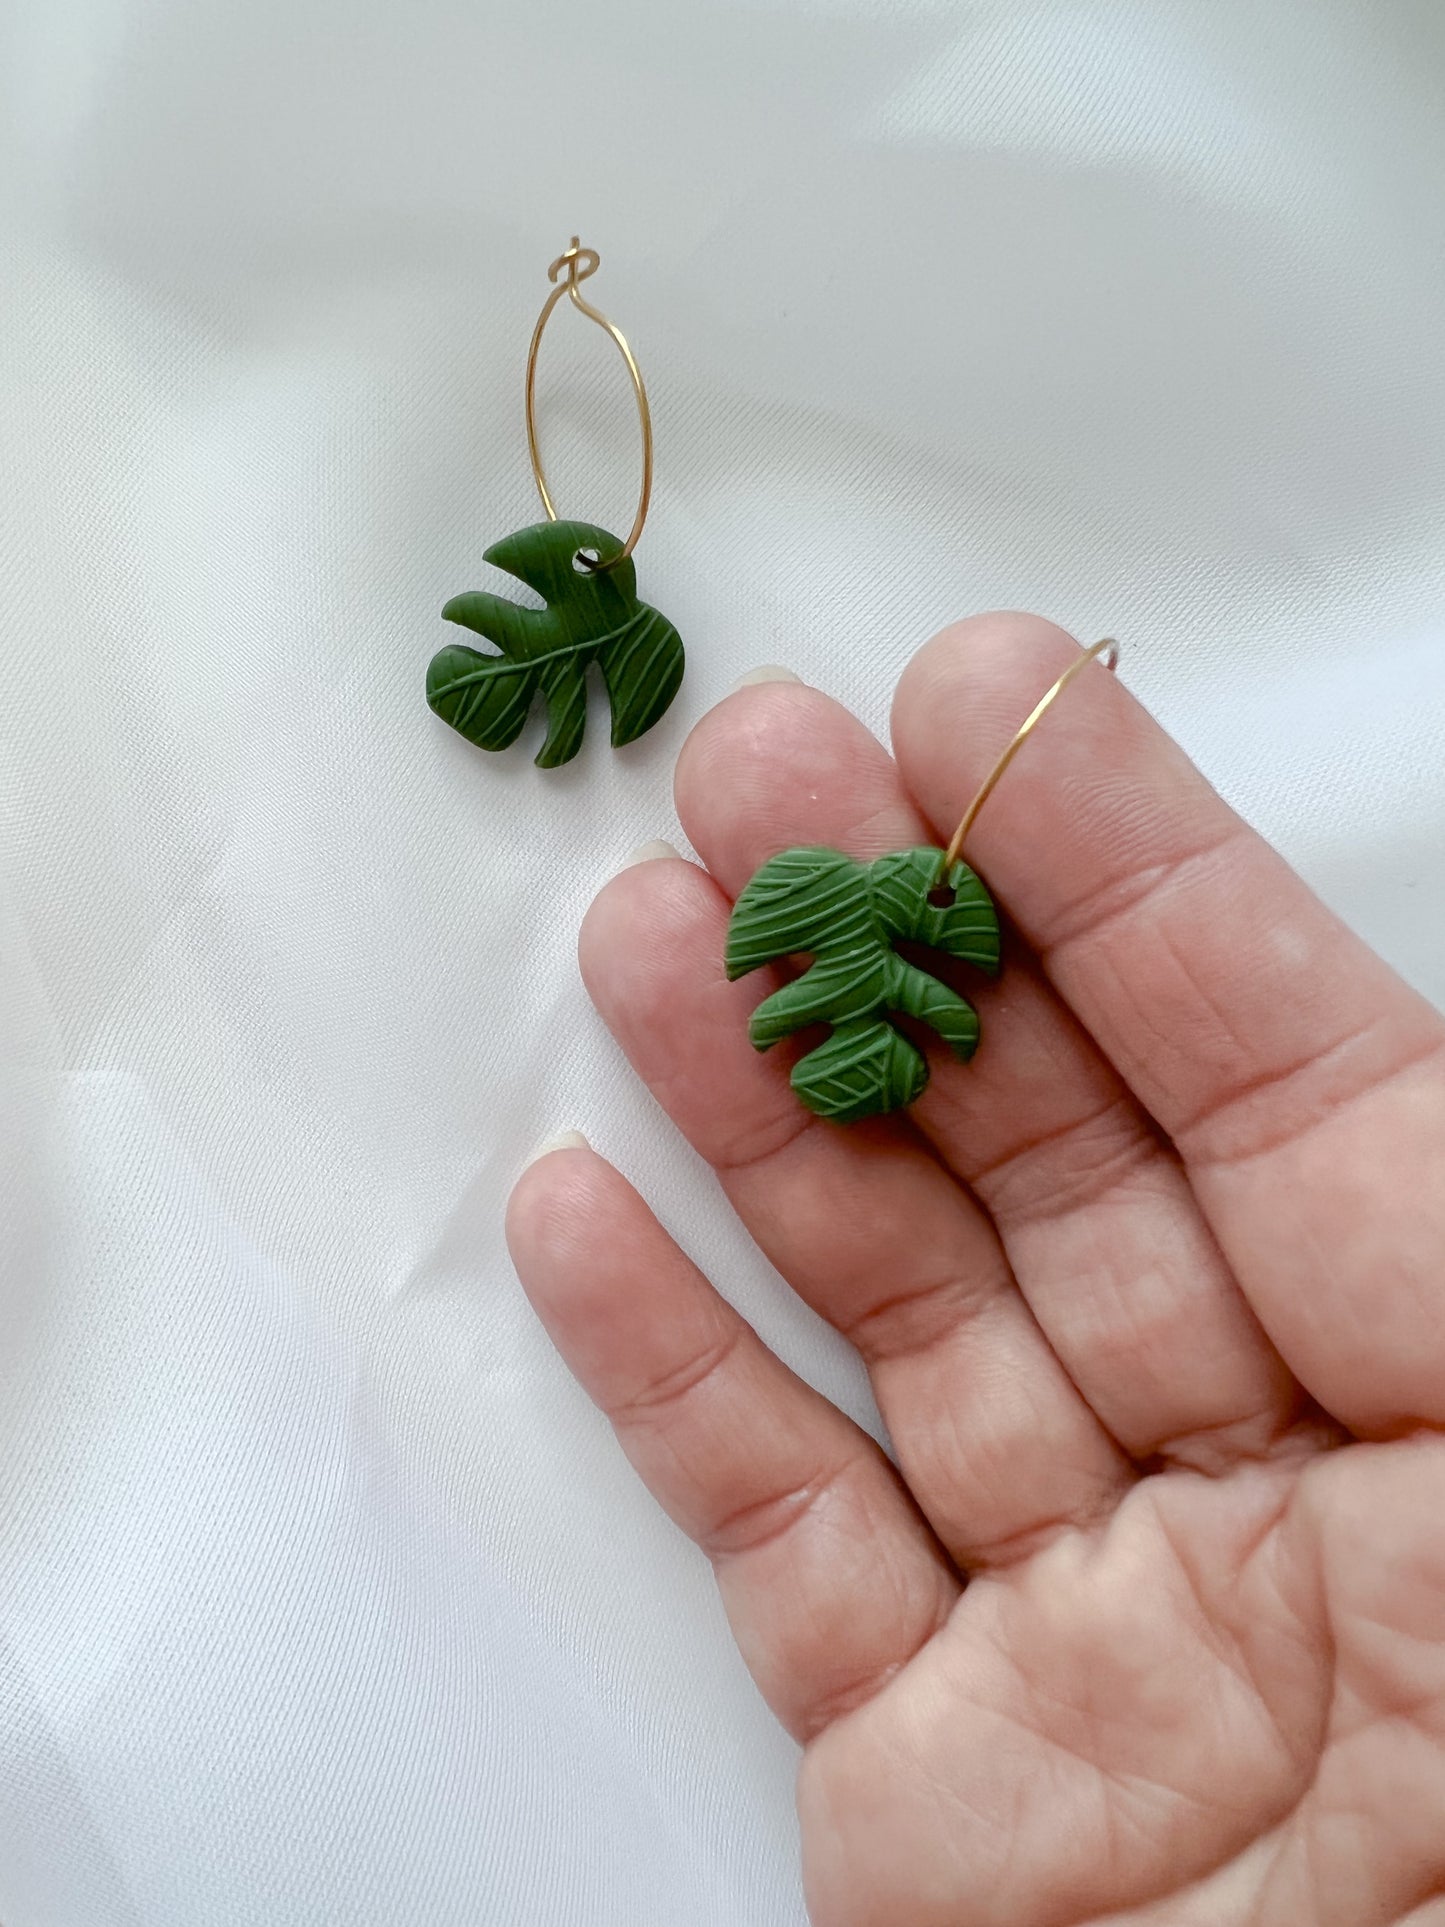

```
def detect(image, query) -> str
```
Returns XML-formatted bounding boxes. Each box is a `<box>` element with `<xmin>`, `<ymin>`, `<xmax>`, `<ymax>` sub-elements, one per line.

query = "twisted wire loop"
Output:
<box><xmin>938</xmin><ymin>638</ymin><xmax>1121</xmax><ymax>881</ymax></box>
<box><xmin>524</xmin><ymin>238</ymin><xmax>653</xmax><ymax>573</ymax></box>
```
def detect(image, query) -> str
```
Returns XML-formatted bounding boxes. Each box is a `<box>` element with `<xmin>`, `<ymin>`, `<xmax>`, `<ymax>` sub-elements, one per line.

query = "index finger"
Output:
<box><xmin>890</xmin><ymin>613</ymin><xmax>1445</xmax><ymax>1437</ymax></box>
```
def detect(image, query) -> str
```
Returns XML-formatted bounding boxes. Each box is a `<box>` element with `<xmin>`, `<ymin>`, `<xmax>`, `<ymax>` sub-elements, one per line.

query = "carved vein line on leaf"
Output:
<box><xmin>743</xmin><ymin>880</ymin><xmax>870</xmax><ymax>949</ymax></box>
<box><xmin>431</xmin><ymin>609</ymin><xmax>653</xmax><ymax>687</ymax></box>
<box><xmin>427</xmin><ymin>518</ymin><xmax>685</xmax><ymax>766</ymax></box>
<box><xmin>458</xmin><ymin>672</ymin><xmax>531</xmax><ymax>741</ymax></box>
<box><xmin>617</xmin><ymin>612</ymin><xmax>677</xmax><ymax>703</ymax></box>
<box><xmin>725</xmin><ymin>847</ymin><xmax>1001</xmax><ymax>1123</ymax></box>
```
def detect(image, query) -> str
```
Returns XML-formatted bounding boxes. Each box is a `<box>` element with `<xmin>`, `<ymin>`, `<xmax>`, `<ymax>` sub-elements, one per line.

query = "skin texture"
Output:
<box><xmin>506</xmin><ymin>614</ymin><xmax>1445</xmax><ymax>1927</ymax></box>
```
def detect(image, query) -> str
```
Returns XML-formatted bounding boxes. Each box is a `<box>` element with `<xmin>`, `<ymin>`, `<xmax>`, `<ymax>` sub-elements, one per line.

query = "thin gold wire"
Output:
<box><xmin>938</xmin><ymin>638</ymin><xmax>1121</xmax><ymax>880</ymax></box>
<box><xmin>524</xmin><ymin>238</ymin><xmax>653</xmax><ymax>573</ymax></box>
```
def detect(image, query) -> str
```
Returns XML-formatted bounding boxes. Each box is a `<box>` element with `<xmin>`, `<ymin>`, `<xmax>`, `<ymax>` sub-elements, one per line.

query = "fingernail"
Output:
<box><xmin>526</xmin><ymin>1129</ymin><xmax>590</xmax><ymax>1167</ymax></box>
<box><xmin>620</xmin><ymin>838</ymin><xmax>682</xmax><ymax>869</ymax></box>
<box><xmin>730</xmin><ymin>665</ymin><xmax>802</xmax><ymax>692</ymax></box>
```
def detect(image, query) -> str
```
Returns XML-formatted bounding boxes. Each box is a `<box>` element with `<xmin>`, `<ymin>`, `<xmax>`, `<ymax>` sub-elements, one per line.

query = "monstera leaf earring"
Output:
<box><xmin>427</xmin><ymin>240</ymin><xmax>684</xmax><ymax>768</ymax></box>
<box><xmin>726</xmin><ymin>639</ymin><xmax>1120</xmax><ymax>1124</ymax></box>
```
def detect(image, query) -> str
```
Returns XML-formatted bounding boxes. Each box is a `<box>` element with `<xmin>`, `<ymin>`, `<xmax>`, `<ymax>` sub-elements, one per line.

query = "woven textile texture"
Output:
<box><xmin>2</xmin><ymin>2</ymin><xmax>1443</xmax><ymax>1921</ymax></box>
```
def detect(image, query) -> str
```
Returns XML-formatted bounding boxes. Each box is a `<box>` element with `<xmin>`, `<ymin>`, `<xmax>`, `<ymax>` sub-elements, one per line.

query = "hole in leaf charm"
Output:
<box><xmin>725</xmin><ymin>846</ymin><xmax>1001</xmax><ymax>1125</ymax></box>
<box><xmin>427</xmin><ymin>520</ymin><xmax>685</xmax><ymax>769</ymax></box>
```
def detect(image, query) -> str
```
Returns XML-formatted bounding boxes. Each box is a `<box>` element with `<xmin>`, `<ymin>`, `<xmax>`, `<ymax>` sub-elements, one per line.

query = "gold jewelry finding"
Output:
<box><xmin>938</xmin><ymin>637</ymin><xmax>1120</xmax><ymax>879</ymax></box>
<box><xmin>524</xmin><ymin>238</ymin><xmax>653</xmax><ymax>573</ymax></box>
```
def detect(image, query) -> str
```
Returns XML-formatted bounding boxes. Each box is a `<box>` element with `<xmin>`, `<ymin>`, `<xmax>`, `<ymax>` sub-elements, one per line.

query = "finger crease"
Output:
<box><xmin>709</xmin><ymin>1105</ymin><xmax>819</xmax><ymax>1179</ymax></box>
<box><xmin>1038</xmin><ymin>818</ymin><xmax>1251</xmax><ymax>959</ymax></box>
<box><xmin>967</xmin><ymin>1498</ymin><xmax>1117</xmax><ymax>1574</ymax></box>
<box><xmin>967</xmin><ymin>1094</ymin><xmax>1162</xmax><ymax>1226</ymax></box>
<box><xmin>612</xmin><ymin>1320</ymin><xmax>747</xmax><ymax>1425</ymax></box>
<box><xmin>838</xmin><ymin>1264</ymin><xmax>1010</xmax><ymax>1364</ymax></box>
<box><xmin>1144</xmin><ymin>1407</ymin><xmax>1345</xmax><ymax>1478</ymax></box>
<box><xmin>1179</xmin><ymin>1025</ymin><xmax>1445</xmax><ymax>1168</ymax></box>
<box><xmin>702</xmin><ymin>1452</ymin><xmax>860</xmax><ymax>1563</ymax></box>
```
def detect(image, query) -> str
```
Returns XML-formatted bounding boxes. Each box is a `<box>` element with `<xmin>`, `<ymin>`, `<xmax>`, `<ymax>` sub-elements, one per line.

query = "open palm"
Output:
<box><xmin>509</xmin><ymin>615</ymin><xmax>1445</xmax><ymax>1927</ymax></box>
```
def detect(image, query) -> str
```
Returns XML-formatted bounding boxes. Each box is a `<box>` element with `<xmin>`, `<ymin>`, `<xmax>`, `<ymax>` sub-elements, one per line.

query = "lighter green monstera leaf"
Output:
<box><xmin>427</xmin><ymin>520</ymin><xmax>684</xmax><ymax>768</ymax></box>
<box><xmin>725</xmin><ymin>846</ymin><xmax>1001</xmax><ymax>1124</ymax></box>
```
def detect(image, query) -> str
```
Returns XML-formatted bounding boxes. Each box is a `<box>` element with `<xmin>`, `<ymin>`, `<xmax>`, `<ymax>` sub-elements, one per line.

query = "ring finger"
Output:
<box><xmin>582</xmin><ymin>850</ymin><xmax>1131</xmax><ymax>1570</ymax></box>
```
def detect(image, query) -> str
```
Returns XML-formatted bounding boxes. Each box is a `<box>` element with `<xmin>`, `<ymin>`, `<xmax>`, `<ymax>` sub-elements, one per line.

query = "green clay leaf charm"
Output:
<box><xmin>427</xmin><ymin>520</ymin><xmax>684</xmax><ymax>768</ymax></box>
<box><xmin>725</xmin><ymin>846</ymin><xmax>1001</xmax><ymax>1125</ymax></box>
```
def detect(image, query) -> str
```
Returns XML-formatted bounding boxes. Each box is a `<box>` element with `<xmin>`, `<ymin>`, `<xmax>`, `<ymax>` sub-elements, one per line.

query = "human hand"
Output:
<box><xmin>508</xmin><ymin>614</ymin><xmax>1445</xmax><ymax>1927</ymax></box>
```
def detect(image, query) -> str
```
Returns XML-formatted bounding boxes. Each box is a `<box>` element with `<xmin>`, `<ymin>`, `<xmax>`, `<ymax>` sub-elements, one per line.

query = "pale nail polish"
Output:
<box><xmin>526</xmin><ymin>1129</ymin><xmax>590</xmax><ymax>1166</ymax></box>
<box><xmin>620</xmin><ymin>838</ymin><xmax>683</xmax><ymax>868</ymax></box>
<box><xmin>730</xmin><ymin>665</ymin><xmax>802</xmax><ymax>691</ymax></box>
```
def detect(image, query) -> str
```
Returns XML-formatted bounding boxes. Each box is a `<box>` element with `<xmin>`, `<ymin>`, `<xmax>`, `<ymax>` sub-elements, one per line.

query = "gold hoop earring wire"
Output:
<box><xmin>524</xmin><ymin>238</ymin><xmax>653</xmax><ymax>574</ymax></box>
<box><xmin>938</xmin><ymin>637</ymin><xmax>1120</xmax><ymax>882</ymax></box>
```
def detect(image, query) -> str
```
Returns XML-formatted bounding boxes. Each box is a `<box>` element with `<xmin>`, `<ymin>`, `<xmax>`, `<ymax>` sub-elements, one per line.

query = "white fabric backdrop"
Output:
<box><xmin>2</xmin><ymin>2</ymin><xmax>1443</xmax><ymax>1921</ymax></box>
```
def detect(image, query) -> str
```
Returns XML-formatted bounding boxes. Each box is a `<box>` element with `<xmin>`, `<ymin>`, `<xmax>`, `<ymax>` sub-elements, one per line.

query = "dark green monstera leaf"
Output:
<box><xmin>725</xmin><ymin>846</ymin><xmax>1001</xmax><ymax>1124</ymax></box>
<box><xmin>427</xmin><ymin>520</ymin><xmax>684</xmax><ymax>768</ymax></box>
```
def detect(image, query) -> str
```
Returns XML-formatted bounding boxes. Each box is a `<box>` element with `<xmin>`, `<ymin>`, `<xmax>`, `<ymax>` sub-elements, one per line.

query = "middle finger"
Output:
<box><xmin>672</xmin><ymin>674</ymin><xmax>1305</xmax><ymax>1472</ymax></box>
